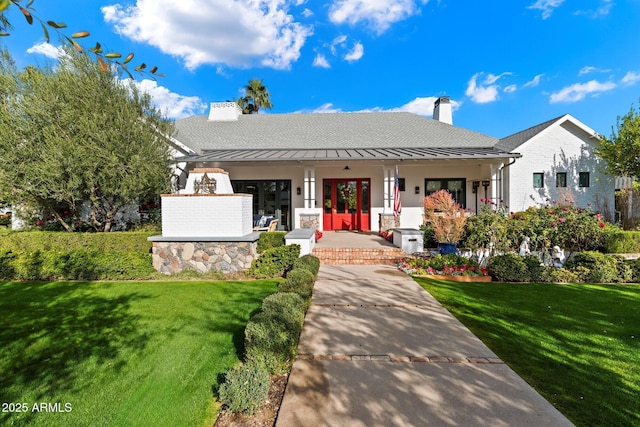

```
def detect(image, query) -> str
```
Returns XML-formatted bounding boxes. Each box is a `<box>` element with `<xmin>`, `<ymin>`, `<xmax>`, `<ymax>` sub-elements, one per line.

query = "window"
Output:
<box><xmin>579</xmin><ymin>172</ymin><xmax>590</xmax><ymax>187</ymax></box>
<box><xmin>232</xmin><ymin>180</ymin><xmax>291</xmax><ymax>230</ymax></box>
<box><xmin>397</xmin><ymin>178</ymin><xmax>406</xmax><ymax>192</ymax></box>
<box><xmin>424</xmin><ymin>178</ymin><xmax>466</xmax><ymax>208</ymax></box>
<box><xmin>533</xmin><ymin>173</ymin><xmax>544</xmax><ymax>188</ymax></box>
<box><xmin>556</xmin><ymin>172</ymin><xmax>567</xmax><ymax>188</ymax></box>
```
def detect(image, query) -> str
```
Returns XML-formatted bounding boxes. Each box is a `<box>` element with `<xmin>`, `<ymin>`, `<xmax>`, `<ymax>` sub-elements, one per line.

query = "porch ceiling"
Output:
<box><xmin>175</xmin><ymin>147</ymin><xmax>521</xmax><ymax>163</ymax></box>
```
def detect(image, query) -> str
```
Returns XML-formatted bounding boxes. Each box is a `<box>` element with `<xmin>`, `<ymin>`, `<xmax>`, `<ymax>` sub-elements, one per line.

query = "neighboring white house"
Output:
<box><xmin>169</xmin><ymin>98</ymin><xmax>615</xmax><ymax>232</ymax></box>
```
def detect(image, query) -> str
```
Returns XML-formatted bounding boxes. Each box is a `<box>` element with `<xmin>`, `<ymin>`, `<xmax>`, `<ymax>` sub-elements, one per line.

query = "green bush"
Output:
<box><xmin>540</xmin><ymin>267</ymin><xmax>580</xmax><ymax>283</ymax></box>
<box><xmin>218</xmin><ymin>362</ymin><xmax>270</xmax><ymax>415</ymax></box>
<box><xmin>0</xmin><ymin>231</ymin><xmax>153</xmax><ymax>253</ymax></box>
<box><xmin>0</xmin><ymin>213</ymin><xmax>11</xmax><ymax>227</ymax></box>
<box><xmin>564</xmin><ymin>251</ymin><xmax>621</xmax><ymax>283</ymax></box>
<box><xmin>419</xmin><ymin>223</ymin><xmax>438</xmax><ymax>248</ymax></box>
<box><xmin>246</xmin><ymin>245</ymin><xmax>300</xmax><ymax>279</ymax></box>
<box><xmin>244</xmin><ymin>312</ymin><xmax>299</xmax><ymax>374</ymax></box>
<box><xmin>261</xmin><ymin>292</ymin><xmax>306</xmax><ymax>335</ymax></box>
<box><xmin>279</xmin><ymin>268</ymin><xmax>315</xmax><ymax>302</ymax></box>
<box><xmin>603</xmin><ymin>229</ymin><xmax>640</xmax><ymax>253</ymax></box>
<box><xmin>256</xmin><ymin>232</ymin><xmax>287</xmax><ymax>253</ymax></box>
<box><xmin>627</xmin><ymin>259</ymin><xmax>640</xmax><ymax>283</ymax></box>
<box><xmin>522</xmin><ymin>255</ymin><xmax>545</xmax><ymax>282</ymax></box>
<box><xmin>0</xmin><ymin>249</ymin><xmax>155</xmax><ymax>280</ymax></box>
<box><xmin>293</xmin><ymin>254</ymin><xmax>320</xmax><ymax>277</ymax></box>
<box><xmin>488</xmin><ymin>253</ymin><xmax>530</xmax><ymax>282</ymax></box>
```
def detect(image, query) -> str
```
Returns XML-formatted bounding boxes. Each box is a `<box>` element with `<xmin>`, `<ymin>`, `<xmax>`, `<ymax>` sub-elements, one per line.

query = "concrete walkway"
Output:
<box><xmin>276</xmin><ymin>264</ymin><xmax>574</xmax><ymax>427</ymax></box>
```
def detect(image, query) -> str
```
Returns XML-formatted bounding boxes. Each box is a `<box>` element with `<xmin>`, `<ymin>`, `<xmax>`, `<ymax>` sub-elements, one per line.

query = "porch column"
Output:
<box><xmin>491</xmin><ymin>165</ymin><xmax>500</xmax><ymax>204</ymax></box>
<box><xmin>304</xmin><ymin>167</ymin><xmax>316</xmax><ymax>209</ymax></box>
<box><xmin>383</xmin><ymin>167</ymin><xmax>392</xmax><ymax>212</ymax></box>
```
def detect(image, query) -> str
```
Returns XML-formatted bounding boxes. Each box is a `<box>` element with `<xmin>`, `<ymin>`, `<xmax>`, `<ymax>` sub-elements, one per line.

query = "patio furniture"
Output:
<box><xmin>253</xmin><ymin>217</ymin><xmax>279</xmax><ymax>232</ymax></box>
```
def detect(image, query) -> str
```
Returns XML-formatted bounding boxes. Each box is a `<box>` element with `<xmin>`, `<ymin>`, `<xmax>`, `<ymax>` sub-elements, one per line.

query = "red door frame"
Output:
<box><xmin>322</xmin><ymin>178</ymin><xmax>370</xmax><ymax>231</ymax></box>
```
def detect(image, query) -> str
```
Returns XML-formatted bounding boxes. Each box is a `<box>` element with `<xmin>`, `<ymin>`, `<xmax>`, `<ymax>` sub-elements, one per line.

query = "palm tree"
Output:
<box><xmin>244</xmin><ymin>79</ymin><xmax>273</xmax><ymax>114</ymax></box>
<box><xmin>231</xmin><ymin>97</ymin><xmax>253</xmax><ymax>114</ymax></box>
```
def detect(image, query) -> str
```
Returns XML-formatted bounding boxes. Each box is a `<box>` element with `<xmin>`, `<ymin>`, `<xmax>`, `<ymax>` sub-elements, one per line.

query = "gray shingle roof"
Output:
<box><xmin>173</xmin><ymin>111</ymin><xmax>500</xmax><ymax>154</ymax></box>
<box><xmin>497</xmin><ymin>115</ymin><xmax>565</xmax><ymax>152</ymax></box>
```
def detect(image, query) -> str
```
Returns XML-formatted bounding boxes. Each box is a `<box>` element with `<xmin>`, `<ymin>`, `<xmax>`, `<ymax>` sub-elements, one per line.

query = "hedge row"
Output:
<box><xmin>246</xmin><ymin>244</ymin><xmax>301</xmax><ymax>279</ymax></box>
<box><xmin>0</xmin><ymin>231</ymin><xmax>154</xmax><ymax>253</ymax></box>
<box><xmin>488</xmin><ymin>252</ymin><xmax>639</xmax><ymax>283</ymax></box>
<box><xmin>0</xmin><ymin>249</ymin><xmax>156</xmax><ymax>281</ymax></box>
<box><xmin>219</xmin><ymin>254</ymin><xmax>320</xmax><ymax>415</ymax></box>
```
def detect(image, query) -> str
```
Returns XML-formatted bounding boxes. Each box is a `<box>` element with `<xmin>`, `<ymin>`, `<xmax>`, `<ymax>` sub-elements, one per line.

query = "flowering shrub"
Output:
<box><xmin>462</xmin><ymin>198</ymin><xmax>513</xmax><ymax>252</ymax></box>
<box><xmin>423</xmin><ymin>190</ymin><xmax>467</xmax><ymax>243</ymax></box>
<box><xmin>399</xmin><ymin>254</ymin><xmax>488</xmax><ymax>277</ymax></box>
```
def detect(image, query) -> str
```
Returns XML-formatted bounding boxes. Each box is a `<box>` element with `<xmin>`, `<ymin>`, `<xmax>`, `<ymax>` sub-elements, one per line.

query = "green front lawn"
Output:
<box><xmin>0</xmin><ymin>279</ymin><xmax>278</xmax><ymax>426</ymax></box>
<box><xmin>415</xmin><ymin>278</ymin><xmax>640</xmax><ymax>427</ymax></box>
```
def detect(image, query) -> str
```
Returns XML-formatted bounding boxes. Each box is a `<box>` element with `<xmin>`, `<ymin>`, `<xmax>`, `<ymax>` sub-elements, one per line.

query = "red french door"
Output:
<box><xmin>322</xmin><ymin>179</ymin><xmax>370</xmax><ymax>231</ymax></box>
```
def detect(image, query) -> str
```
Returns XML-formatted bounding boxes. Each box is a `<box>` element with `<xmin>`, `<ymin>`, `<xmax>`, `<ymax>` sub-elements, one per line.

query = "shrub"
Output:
<box><xmin>603</xmin><ymin>229</ymin><xmax>640</xmax><ymax>253</ymax></box>
<box><xmin>419</xmin><ymin>223</ymin><xmax>438</xmax><ymax>248</ymax></box>
<box><xmin>279</xmin><ymin>268</ymin><xmax>315</xmax><ymax>302</ymax></box>
<box><xmin>0</xmin><ymin>250</ymin><xmax>16</xmax><ymax>279</ymax></box>
<box><xmin>244</xmin><ymin>312</ymin><xmax>299</xmax><ymax>374</ymax></box>
<box><xmin>522</xmin><ymin>255</ymin><xmax>545</xmax><ymax>282</ymax></box>
<box><xmin>261</xmin><ymin>292</ymin><xmax>306</xmax><ymax>334</ymax></box>
<box><xmin>540</xmin><ymin>267</ymin><xmax>580</xmax><ymax>283</ymax></box>
<box><xmin>0</xmin><ymin>231</ymin><xmax>153</xmax><ymax>253</ymax></box>
<box><xmin>423</xmin><ymin>190</ymin><xmax>467</xmax><ymax>244</ymax></box>
<box><xmin>488</xmin><ymin>253</ymin><xmax>530</xmax><ymax>282</ymax></box>
<box><xmin>564</xmin><ymin>251</ymin><xmax>620</xmax><ymax>283</ymax></box>
<box><xmin>293</xmin><ymin>254</ymin><xmax>320</xmax><ymax>277</ymax></box>
<box><xmin>218</xmin><ymin>362</ymin><xmax>270</xmax><ymax>415</ymax></box>
<box><xmin>256</xmin><ymin>232</ymin><xmax>287</xmax><ymax>253</ymax></box>
<box><xmin>627</xmin><ymin>259</ymin><xmax>640</xmax><ymax>283</ymax></box>
<box><xmin>246</xmin><ymin>245</ymin><xmax>300</xmax><ymax>279</ymax></box>
<box><xmin>0</xmin><ymin>249</ymin><xmax>155</xmax><ymax>280</ymax></box>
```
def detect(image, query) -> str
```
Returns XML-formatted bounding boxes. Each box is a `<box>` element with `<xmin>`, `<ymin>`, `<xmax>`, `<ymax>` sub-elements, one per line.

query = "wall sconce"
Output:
<box><xmin>472</xmin><ymin>180</ymin><xmax>480</xmax><ymax>194</ymax></box>
<box><xmin>414</xmin><ymin>186</ymin><xmax>420</xmax><ymax>194</ymax></box>
<box><xmin>343</xmin><ymin>166</ymin><xmax>350</xmax><ymax>170</ymax></box>
<box><xmin>481</xmin><ymin>180</ymin><xmax>490</xmax><ymax>188</ymax></box>
<box><xmin>296</xmin><ymin>187</ymin><xmax>301</xmax><ymax>195</ymax></box>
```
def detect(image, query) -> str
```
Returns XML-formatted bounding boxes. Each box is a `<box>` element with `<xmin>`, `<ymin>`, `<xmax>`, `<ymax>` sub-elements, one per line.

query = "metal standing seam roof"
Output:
<box><xmin>176</xmin><ymin>146</ymin><xmax>521</xmax><ymax>162</ymax></box>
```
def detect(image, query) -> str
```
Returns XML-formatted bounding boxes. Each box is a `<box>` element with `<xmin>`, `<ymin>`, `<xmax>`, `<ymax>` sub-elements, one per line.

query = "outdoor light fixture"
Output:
<box><xmin>344</xmin><ymin>166</ymin><xmax>350</xmax><ymax>170</ymax></box>
<box><xmin>472</xmin><ymin>180</ymin><xmax>480</xmax><ymax>194</ymax></box>
<box><xmin>415</xmin><ymin>186</ymin><xmax>420</xmax><ymax>194</ymax></box>
<box><xmin>296</xmin><ymin>187</ymin><xmax>301</xmax><ymax>195</ymax></box>
<box><xmin>482</xmin><ymin>180</ymin><xmax>490</xmax><ymax>188</ymax></box>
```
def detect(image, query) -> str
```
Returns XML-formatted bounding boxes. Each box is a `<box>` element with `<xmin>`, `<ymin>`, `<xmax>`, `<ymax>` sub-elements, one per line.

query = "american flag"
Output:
<box><xmin>393</xmin><ymin>166</ymin><xmax>402</xmax><ymax>217</ymax></box>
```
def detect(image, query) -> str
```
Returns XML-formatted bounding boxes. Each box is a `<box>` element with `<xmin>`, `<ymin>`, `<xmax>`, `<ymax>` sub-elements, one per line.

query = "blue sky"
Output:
<box><xmin>2</xmin><ymin>0</ymin><xmax>640</xmax><ymax>137</ymax></box>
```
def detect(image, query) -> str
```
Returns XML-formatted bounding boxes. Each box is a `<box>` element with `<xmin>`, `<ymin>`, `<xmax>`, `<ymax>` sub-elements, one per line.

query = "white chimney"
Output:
<box><xmin>433</xmin><ymin>96</ymin><xmax>452</xmax><ymax>125</ymax></box>
<box><xmin>208</xmin><ymin>102</ymin><xmax>243</xmax><ymax>122</ymax></box>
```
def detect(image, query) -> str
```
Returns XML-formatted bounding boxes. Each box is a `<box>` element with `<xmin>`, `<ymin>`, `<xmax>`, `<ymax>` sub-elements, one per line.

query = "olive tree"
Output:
<box><xmin>0</xmin><ymin>47</ymin><xmax>173</xmax><ymax>231</ymax></box>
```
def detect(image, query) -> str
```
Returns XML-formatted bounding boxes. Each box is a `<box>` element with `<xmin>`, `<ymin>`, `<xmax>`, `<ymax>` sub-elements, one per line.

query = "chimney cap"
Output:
<box><xmin>435</xmin><ymin>96</ymin><xmax>450</xmax><ymax>106</ymax></box>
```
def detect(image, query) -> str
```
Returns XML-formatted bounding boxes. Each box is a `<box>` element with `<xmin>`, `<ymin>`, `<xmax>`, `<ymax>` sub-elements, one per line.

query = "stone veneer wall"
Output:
<box><xmin>152</xmin><ymin>241</ymin><xmax>258</xmax><ymax>274</ymax></box>
<box><xmin>379</xmin><ymin>213</ymin><xmax>400</xmax><ymax>232</ymax></box>
<box><xmin>299</xmin><ymin>213</ymin><xmax>320</xmax><ymax>229</ymax></box>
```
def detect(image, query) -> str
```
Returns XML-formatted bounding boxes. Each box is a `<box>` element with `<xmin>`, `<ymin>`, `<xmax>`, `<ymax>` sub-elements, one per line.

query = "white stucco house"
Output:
<box><xmin>169</xmin><ymin>98</ymin><xmax>614</xmax><ymax>232</ymax></box>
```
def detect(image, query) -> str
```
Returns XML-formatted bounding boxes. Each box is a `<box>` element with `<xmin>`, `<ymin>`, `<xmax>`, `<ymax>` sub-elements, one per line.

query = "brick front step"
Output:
<box><xmin>312</xmin><ymin>247</ymin><xmax>406</xmax><ymax>265</ymax></box>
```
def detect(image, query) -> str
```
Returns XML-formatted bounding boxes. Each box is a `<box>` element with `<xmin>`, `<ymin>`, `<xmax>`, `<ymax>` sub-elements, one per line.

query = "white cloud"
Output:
<box><xmin>504</xmin><ymin>84</ymin><xmax>517</xmax><ymax>93</ymax></box>
<box><xmin>302</xmin><ymin>8</ymin><xmax>314</xmax><ymax>18</ymax></box>
<box><xmin>622</xmin><ymin>71</ymin><xmax>640</xmax><ymax>86</ymax></box>
<box><xmin>527</xmin><ymin>0</ymin><xmax>565</xmax><ymax>19</ymax></box>
<box><xmin>132</xmin><ymin>79</ymin><xmax>207</xmax><ymax>119</ymax></box>
<box><xmin>329</xmin><ymin>0</ymin><xmax>429</xmax><ymax>34</ymax></box>
<box><xmin>26</xmin><ymin>42</ymin><xmax>64</xmax><ymax>59</ymax></box>
<box><xmin>523</xmin><ymin>74</ymin><xmax>544</xmax><ymax>88</ymax></box>
<box><xmin>575</xmin><ymin>0</ymin><xmax>614</xmax><ymax>18</ymax></box>
<box><xmin>549</xmin><ymin>80</ymin><xmax>616</xmax><ymax>103</ymax></box>
<box><xmin>579</xmin><ymin>66</ymin><xmax>611</xmax><ymax>75</ymax></box>
<box><xmin>298</xmin><ymin>96</ymin><xmax>461</xmax><ymax>117</ymax></box>
<box><xmin>465</xmin><ymin>72</ymin><xmax>511</xmax><ymax>104</ymax></box>
<box><xmin>313</xmin><ymin>54</ymin><xmax>331</xmax><ymax>68</ymax></box>
<box><xmin>344</xmin><ymin>42</ymin><xmax>364</xmax><ymax>62</ymax></box>
<box><xmin>330</xmin><ymin>35</ymin><xmax>348</xmax><ymax>55</ymax></box>
<box><xmin>298</xmin><ymin>103</ymin><xmax>344</xmax><ymax>113</ymax></box>
<box><xmin>102</xmin><ymin>0</ymin><xmax>313</xmax><ymax>70</ymax></box>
